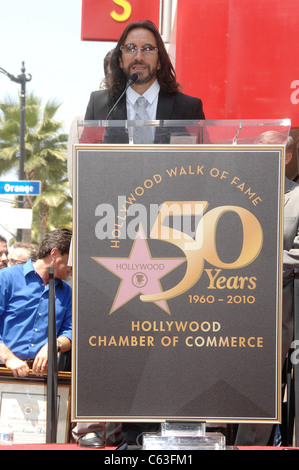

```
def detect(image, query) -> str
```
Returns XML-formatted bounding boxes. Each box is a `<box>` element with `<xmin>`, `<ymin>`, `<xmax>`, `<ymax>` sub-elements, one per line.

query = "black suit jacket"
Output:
<box><xmin>85</xmin><ymin>89</ymin><xmax>205</xmax><ymax>121</ymax></box>
<box><xmin>84</xmin><ymin>89</ymin><xmax>205</xmax><ymax>144</ymax></box>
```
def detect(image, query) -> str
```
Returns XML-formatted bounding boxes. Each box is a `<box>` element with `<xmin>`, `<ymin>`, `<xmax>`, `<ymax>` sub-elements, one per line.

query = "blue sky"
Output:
<box><xmin>0</xmin><ymin>0</ymin><xmax>115</xmax><ymax>132</ymax></box>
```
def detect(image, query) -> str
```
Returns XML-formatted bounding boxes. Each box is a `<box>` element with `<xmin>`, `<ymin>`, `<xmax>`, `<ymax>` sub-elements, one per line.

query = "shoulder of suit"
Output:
<box><xmin>89</xmin><ymin>89</ymin><xmax>112</xmax><ymax>110</ymax></box>
<box><xmin>90</xmin><ymin>89</ymin><xmax>109</xmax><ymax>98</ymax></box>
<box><xmin>172</xmin><ymin>91</ymin><xmax>203</xmax><ymax>105</ymax></box>
<box><xmin>159</xmin><ymin>90</ymin><xmax>201</xmax><ymax>101</ymax></box>
<box><xmin>285</xmin><ymin>177</ymin><xmax>299</xmax><ymax>194</ymax></box>
<box><xmin>177</xmin><ymin>90</ymin><xmax>201</xmax><ymax>100</ymax></box>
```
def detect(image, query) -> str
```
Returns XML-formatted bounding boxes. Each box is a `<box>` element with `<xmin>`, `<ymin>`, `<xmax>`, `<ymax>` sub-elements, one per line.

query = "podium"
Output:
<box><xmin>71</xmin><ymin>119</ymin><xmax>290</xmax><ymax>449</ymax></box>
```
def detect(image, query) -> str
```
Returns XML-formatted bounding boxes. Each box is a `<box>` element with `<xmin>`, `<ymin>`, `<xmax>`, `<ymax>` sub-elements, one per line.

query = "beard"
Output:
<box><xmin>123</xmin><ymin>60</ymin><xmax>159</xmax><ymax>85</ymax></box>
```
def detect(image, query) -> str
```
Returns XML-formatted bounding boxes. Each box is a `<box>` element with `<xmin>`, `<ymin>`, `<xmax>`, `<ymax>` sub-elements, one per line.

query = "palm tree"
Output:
<box><xmin>0</xmin><ymin>92</ymin><xmax>72</xmax><ymax>243</ymax></box>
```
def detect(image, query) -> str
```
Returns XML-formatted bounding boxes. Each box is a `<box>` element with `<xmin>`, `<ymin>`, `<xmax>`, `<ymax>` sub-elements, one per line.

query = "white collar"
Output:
<box><xmin>127</xmin><ymin>79</ymin><xmax>160</xmax><ymax>106</ymax></box>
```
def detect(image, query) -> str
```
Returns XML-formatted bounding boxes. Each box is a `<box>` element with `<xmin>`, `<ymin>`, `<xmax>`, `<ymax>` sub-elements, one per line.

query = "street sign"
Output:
<box><xmin>0</xmin><ymin>181</ymin><xmax>41</xmax><ymax>195</ymax></box>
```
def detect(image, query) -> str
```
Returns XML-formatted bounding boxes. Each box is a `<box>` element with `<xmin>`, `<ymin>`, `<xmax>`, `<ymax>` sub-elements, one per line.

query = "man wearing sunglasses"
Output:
<box><xmin>77</xmin><ymin>19</ymin><xmax>205</xmax><ymax>449</ymax></box>
<box><xmin>85</xmin><ymin>20</ymin><xmax>205</xmax><ymax>130</ymax></box>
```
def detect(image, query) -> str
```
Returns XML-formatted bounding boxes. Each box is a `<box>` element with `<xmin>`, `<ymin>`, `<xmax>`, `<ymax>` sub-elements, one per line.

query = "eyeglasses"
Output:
<box><xmin>8</xmin><ymin>258</ymin><xmax>26</xmax><ymax>266</ymax></box>
<box><xmin>120</xmin><ymin>43</ymin><xmax>158</xmax><ymax>56</ymax></box>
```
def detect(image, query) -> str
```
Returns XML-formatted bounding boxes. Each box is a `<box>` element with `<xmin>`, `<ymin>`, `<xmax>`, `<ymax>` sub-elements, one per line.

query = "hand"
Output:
<box><xmin>5</xmin><ymin>357</ymin><xmax>30</xmax><ymax>378</ymax></box>
<box><xmin>32</xmin><ymin>344</ymin><xmax>48</xmax><ymax>376</ymax></box>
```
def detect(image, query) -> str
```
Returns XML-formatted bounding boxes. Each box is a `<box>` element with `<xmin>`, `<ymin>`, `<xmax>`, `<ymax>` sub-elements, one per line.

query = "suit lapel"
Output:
<box><xmin>111</xmin><ymin>91</ymin><xmax>175</xmax><ymax>120</ymax></box>
<box><xmin>111</xmin><ymin>96</ymin><xmax>127</xmax><ymax>120</ymax></box>
<box><xmin>156</xmin><ymin>92</ymin><xmax>175</xmax><ymax>119</ymax></box>
<box><xmin>109</xmin><ymin>92</ymin><xmax>176</xmax><ymax>140</ymax></box>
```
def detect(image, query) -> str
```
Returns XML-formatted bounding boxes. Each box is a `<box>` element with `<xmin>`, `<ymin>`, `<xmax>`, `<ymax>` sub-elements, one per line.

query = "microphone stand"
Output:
<box><xmin>232</xmin><ymin>119</ymin><xmax>242</xmax><ymax>145</ymax></box>
<box><xmin>105</xmin><ymin>74</ymin><xmax>138</xmax><ymax>120</ymax></box>
<box><xmin>46</xmin><ymin>267</ymin><xmax>58</xmax><ymax>443</ymax></box>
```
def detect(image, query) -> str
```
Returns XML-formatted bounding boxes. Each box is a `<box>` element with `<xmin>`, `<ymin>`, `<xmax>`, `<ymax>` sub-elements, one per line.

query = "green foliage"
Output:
<box><xmin>0</xmin><ymin>92</ymin><xmax>72</xmax><ymax>243</ymax></box>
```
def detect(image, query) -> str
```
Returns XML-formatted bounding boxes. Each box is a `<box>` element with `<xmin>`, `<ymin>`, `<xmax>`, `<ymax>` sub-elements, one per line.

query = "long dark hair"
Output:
<box><xmin>108</xmin><ymin>20</ymin><xmax>180</xmax><ymax>101</ymax></box>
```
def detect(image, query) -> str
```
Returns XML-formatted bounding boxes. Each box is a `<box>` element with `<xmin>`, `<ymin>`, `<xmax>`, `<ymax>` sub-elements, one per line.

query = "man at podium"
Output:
<box><xmin>85</xmin><ymin>20</ymin><xmax>205</xmax><ymax>127</ymax></box>
<box><xmin>72</xmin><ymin>19</ymin><xmax>206</xmax><ymax>449</ymax></box>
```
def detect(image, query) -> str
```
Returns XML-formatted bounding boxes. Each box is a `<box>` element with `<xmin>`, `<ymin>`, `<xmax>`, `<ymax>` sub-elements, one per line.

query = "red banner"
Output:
<box><xmin>81</xmin><ymin>0</ymin><xmax>161</xmax><ymax>42</ymax></box>
<box><xmin>174</xmin><ymin>0</ymin><xmax>299</xmax><ymax>128</ymax></box>
<box><xmin>81</xmin><ymin>0</ymin><xmax>299</xmax><ymax>130</ymax></box>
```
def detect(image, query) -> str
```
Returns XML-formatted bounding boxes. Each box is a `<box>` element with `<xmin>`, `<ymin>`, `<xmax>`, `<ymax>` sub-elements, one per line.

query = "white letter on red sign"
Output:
<box><xmin>290</xmin><ymin>80</ymin><xmax>299</xmax><ymax>105</ymax></box>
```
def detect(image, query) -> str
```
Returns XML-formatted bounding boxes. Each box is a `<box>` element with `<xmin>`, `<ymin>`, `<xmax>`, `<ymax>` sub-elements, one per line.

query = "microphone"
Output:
<box><xmin>127</xmin><ymin>73</ymin><xmax>138</xmax><ymax>86</ymax></box>
<box><xmin>105</xmin><ymin>73</ymin><xmax>138</xmax><ymax>120</ymax></box>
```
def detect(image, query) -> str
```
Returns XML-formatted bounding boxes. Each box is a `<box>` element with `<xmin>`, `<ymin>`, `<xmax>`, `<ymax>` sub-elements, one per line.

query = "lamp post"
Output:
<box><xmin>0</xmin><ymin>62</ymin><xmax>32</xmax><ymax>240</ymax></box>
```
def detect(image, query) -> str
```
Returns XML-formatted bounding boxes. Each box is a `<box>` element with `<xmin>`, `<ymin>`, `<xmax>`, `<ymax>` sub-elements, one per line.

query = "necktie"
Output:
<box><xmin>133</xmin><ymin>96</ymin><xmax>153</xmax><ymax>144</ymax></box>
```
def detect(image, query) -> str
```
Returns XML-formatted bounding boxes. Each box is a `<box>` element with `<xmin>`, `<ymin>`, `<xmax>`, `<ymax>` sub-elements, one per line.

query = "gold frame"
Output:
<box><xmin>0</xmin><ymin>368</ymin><xmax>71</xmax><ymax>444</ymax></box>
<box><xmin>72</xmin><ymin>143</ymin><xmax>284</xmax><ymax>424</ymax></box>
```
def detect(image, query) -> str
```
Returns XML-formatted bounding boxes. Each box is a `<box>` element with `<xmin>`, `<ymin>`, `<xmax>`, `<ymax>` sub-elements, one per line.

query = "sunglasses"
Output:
<box><xmin>120</xmin><ymin>43</ymin><xmax>158</xmax><ymax>56</ymax></box>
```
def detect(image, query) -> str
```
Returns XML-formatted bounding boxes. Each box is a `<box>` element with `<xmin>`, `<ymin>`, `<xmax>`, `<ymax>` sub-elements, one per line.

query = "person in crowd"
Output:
<box><xmin>235</xmin><ymin>133</ymin><xmax>299</xmax><ymax>446</ymax></box>
<box><xmin>0</xmin><ymin>235</ymin><xmax>8</xmax><ymax>269</ymax></box>
<box><xmin>99</xmin><ymin>49</ymin><xmax>114</xmax><ymax>90</ymax></box>
<box><xmin>0</xmin><ymin>228</ymin><xmax>72</xmax><ymax>378</ymax></box>
<box><xmin>7</xmin><ymin>242</ymin><xmax>38</xmax><ymax>267</ymax></box>
<box><xmin>85</xmin><ymin>20</ymin><xmax>205</xmax><ymax>126</ymax></box>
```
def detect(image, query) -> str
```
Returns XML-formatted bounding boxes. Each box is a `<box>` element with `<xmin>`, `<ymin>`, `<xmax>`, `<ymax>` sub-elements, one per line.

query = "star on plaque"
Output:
<box><xmin>92</xmin><ymin>227</ymin><xmax>186</xmax><ymax>314</ymax></box>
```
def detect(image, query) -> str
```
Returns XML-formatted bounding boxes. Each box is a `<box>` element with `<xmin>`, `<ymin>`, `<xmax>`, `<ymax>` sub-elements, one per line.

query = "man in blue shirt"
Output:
<box><xmin>0</xmin><ymin>228</ymin><xmax>72</xmax><ymax>377</ymax></box>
